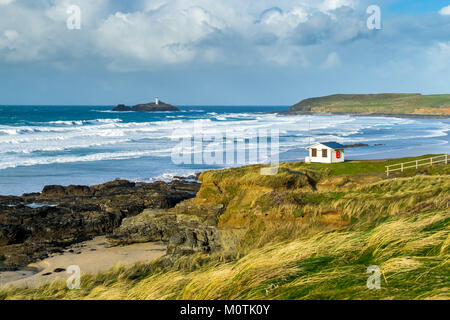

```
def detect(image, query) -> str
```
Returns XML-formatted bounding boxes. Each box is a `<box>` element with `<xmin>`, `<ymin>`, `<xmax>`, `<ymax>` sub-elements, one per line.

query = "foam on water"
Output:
<box><xmin>0</xmin><ymin>105</ymin><xmax>448</xmax><ymax>195</ymax></box>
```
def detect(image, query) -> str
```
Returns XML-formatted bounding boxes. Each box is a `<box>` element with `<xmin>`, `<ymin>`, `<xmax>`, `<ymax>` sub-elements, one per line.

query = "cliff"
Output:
<box><xmin>283</xmin><ymin>93</ymin><xmax>450</xmax><ymax>117</ymax></box>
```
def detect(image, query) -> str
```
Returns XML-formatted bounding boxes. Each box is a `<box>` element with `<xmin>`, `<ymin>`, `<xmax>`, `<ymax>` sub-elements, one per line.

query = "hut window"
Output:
<box><xmin>322</xmin><ymin>149</ymin><xmax>328</xmax><ymax>158</ymax></box>
<box><xmin>312</xmin><ymin>148</ymin><xmax>317</xmax><ymax>157</ymax></box>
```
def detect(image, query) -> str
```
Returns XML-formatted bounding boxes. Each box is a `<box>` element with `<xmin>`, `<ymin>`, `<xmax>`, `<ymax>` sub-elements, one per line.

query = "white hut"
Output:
<box><xmin>305</xmin><ymin>142</ymin><xmax>346</xmax><ymax>164</ymax></box>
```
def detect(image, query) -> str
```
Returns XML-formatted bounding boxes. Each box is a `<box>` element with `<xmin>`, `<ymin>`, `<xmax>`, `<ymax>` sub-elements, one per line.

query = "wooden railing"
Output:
<box><xmin>386</xmin><ymin>154</ymin><xmax>449</xmax><ymax>177</ymax></box>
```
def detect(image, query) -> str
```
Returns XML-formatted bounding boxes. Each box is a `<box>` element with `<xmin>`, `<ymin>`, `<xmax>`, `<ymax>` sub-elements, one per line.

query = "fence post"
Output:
<box><xmin>401</xmin><ymin>163</ymin><xmax>404</xmax><ymax>172</ymax></box>
<box><xmin>431</xmin><ymin>158</ymin><xmax>433</xmax><ymax>166</ymax></box>
<box><xmin>446</xmin><ymin>154</ymin><xmax>448</xmax><ymax>164</ymax></box>
<box><xmin>386</xmin><ymin>167</ymin><xmax>389</xmax><ymax>177</ymax></box>
<box><xmin>416</xmin><ymin>160</ymin><xmax>418</xmax><ymax>169</ymax></box>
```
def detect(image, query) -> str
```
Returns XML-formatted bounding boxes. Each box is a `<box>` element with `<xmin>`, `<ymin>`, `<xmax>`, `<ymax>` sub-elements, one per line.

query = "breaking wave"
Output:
<box><xmin>0</xmin><ymin>110</ymin><xmax>448</xmax><ymax>187</ymax></box>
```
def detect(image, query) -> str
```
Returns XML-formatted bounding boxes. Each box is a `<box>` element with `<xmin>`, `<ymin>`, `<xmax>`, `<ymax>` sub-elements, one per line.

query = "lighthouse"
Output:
<box><xmin>155</xmin><ymin>97</ymin><xmax>160</xmax><ymax>105</ymax></box>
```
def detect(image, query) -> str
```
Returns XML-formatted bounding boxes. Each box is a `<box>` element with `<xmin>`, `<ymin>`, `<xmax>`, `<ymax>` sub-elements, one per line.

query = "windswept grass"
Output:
<box><xmin>1</xmin><ymin>158</ymin><xmax>449</xmax><ymax>300</ymax></box>
<box><xmin>2</xmin><ymin>208</ymin><xmax>448</xmax><ymax>300</ymax></box>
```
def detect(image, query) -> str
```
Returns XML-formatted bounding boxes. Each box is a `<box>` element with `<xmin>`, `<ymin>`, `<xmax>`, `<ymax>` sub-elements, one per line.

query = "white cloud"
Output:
<box><xmin>0</xmin><ymin>0</ymin><xmax>108</xmax><ymax>62</ymax></box>
<box><xmin>319</xmin><ymin>0</ymin><xmax>355</xmax><ymax>12</ymax></box>
<box><xmin>426</xmin><ymin>41</ymin><xmax>450</xmax><ymax>72</ymax></box>
<box><xmin>45</xmin><ymin>0</ymin><xmax>108</xmax><ymax>25</ymax></box>
<box><xmin>95</xmin><ymin>0</ymin><xmax>362</xmax><ymax>69</ymax></box>
<box><xmin>439</xmin><ymin>5</ymin><xmax>450</xmax><ymax>15</ymax></box>
<box><xmin>0</xmin><ymin>0</ymin><xmax>15</xmax><ymax>5</ymax></box>
<box><xmin>95</xmin><ymin>5</ymin><xmax>226</xmax><ymax>69</ymax></box>
<box><xmin>0</xmin><ymin>0</ymin><xmax>366</xmax><ymax>69</ymax></box>
<box><xmin>322</xmin><ymin>52</ymin><xmax>341</xmax><ymax>68</ymax></box>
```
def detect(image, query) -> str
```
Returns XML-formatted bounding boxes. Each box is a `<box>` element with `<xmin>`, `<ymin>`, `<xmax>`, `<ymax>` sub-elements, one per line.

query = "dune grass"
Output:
<box><xmin>1</xmin><ymin>158</ymin><xmax>449</xmax><ymax>300</ymax></box>
<box><xmin>2</xmin><ymin>207</ymin><xmax>448</xmax><ymax>300</ymax></box>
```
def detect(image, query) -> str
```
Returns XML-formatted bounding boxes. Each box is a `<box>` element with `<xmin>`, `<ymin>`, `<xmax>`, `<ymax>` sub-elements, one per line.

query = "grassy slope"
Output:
<box><xmin>1</xmin><ymin>156</ymin><xmax>449</xmax><ymax>300</ymax></box>
<box><xmin>288</xmin><ymin>93</ymin><xmax>450</xmax><ymax>115</ymax></box>
<box><xmin>284</xmin><ymin>155</ymin><xmax>444</xmax><ymax>176</ymax></box>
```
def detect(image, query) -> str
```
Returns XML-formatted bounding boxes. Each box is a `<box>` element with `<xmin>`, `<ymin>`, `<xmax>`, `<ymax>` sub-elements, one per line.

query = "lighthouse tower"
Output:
<box><xmin>155</xmin><ymin>97</ymin><xmax>160</xmax><ymax>105</ymax></box>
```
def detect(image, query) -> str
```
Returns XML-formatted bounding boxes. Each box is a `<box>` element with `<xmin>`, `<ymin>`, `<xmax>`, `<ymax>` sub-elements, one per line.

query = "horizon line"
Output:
<box><xmin>0</xmin><ymin>104</ymin><xmax>292</xmax><ymax>107</ymax></box>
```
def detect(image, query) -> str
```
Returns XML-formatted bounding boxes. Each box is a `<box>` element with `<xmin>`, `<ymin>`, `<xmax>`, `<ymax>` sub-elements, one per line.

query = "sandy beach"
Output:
<box><xmin>0</xmin><ymin>236</ymin><xmax>166</xmax><ymax>289</ymax></box>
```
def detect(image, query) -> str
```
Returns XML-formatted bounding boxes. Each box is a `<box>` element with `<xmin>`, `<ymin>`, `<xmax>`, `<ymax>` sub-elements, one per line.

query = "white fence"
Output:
<box><xmin>386</xmin><ymin>154</ymin><xmax>449</xmax><ymax>177</ymax></box>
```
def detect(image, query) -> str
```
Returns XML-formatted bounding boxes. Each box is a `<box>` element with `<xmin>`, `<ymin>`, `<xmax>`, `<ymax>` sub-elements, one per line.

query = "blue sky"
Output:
<box><xmin>0</xmin><ymin>0</ymin><xmax>449</xmax><ymax>106</ymax></box>
<box><xmin>384</xmin><ymin>0</ymin><xmax>450</xmax><ymax>14</ymax></box>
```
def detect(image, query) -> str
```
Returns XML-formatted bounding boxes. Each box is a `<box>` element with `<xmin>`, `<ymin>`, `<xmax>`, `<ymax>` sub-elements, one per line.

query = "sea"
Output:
<box><xmin>0</xmin><ymin>105</ymin><xmax>449</xmax><ymax>196</ymax></box>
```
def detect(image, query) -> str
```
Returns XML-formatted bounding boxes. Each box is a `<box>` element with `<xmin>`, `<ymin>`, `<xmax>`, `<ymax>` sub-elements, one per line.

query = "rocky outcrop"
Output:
<box><xmin>113</xmin><ymin>104</ymin><xmax>132</xmax><ymax>112</ymax></box>
<box><xmin>344</xmin><ymin>143</ymin><xmax>369</xmax><ymax>148</ymax></box>
<box><xmin>113</xmin><ymin>101</ymin><xmax>179</xmax><ymax>112</ymax></box>
<box><xmin>0</xmin><ymin>178</ymin><xmax>200</xmax><ymax>268</ymax></box>
<box><xmin>107</xmin><ymin>209</ymin><xmax>220</xmax><ymax>255</ymax></box>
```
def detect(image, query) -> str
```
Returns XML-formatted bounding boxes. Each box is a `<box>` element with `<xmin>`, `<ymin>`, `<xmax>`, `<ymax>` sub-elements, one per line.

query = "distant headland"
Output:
<box><xmin>113</xmin><ymin>97</ymin><xmax>180</xmax><ymax>112</ymax></box>
<box><xmin>280</xmin><ymin>93</ymin><xmax>450</xmax><ymax>118</ymax></box>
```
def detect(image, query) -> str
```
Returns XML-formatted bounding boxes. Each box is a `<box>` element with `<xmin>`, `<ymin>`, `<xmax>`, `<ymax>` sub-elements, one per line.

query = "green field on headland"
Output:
<box><xmin>285</xmin><ymin>93</ymin><xmax>450</xmax><ymax>116</ymax></box>
<box><xmin>1</xmin><ymin>155</ymin><xmax>449</xmax><ymax>300</ymax></box>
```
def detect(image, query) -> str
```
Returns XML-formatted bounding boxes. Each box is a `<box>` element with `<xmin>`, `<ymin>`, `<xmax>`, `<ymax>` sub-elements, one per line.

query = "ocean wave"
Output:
<box><xmin>0</xmin><ymin>113</ymin><xmax>448</xmax><ymax>171</ymax></box>
<box><xmin>0</xmin><ymin>148</ymin><xmax>174</xmax><ymax>170</ymax></box>
<box><xmin>93</xmin><ymin>110</ymin><xmax>134</xmax><ymax>113</ymax></box>
<box><xmin>180</xmin><ymin>109</ymin><xmax>205</xmax><ymax>113</ymax></box>
<box><xmin>47</xmin><ymin>120</ymin><xmax>84</xmax><ymax>126</ymax></box>
<box><xmin>129</xmin><ymin>171</ymin><xmax>200</xmax><ymax>184</ymax></box>
<box><xmin>0</xmin><ymin>139</ymin><xmax>132</xmax><ymax>155</ymax></box>
<box><xmin>47</xmin><ymin>118</ymin><xmax>123</xmax><ymax>126</ymax></box>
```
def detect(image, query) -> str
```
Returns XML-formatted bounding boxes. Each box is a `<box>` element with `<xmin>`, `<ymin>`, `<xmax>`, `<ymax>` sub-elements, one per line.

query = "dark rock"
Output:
<box><xmin>344</xmin><ymin>143</ymin><xmax>369</xmax><ymax>148</ymax></box>
<box><xmin>41</xmin><ymin>185</ymin><xmax>66</xmax><ymax>198</ymax></box>
<box><xmin>112</xmin><ymin>104</ymin><xmax>132</xmax><ymax>112</ymax></box>
<box><xmin>22</xmin><ymin>193</ymin><xmax>41</xmax><ymax>198</ymax></box>
<box><xmin>53</xmin><ymin>268</ymin><xmax>66</xmax><ymax>273</ymax></box>
<box><xmin>41</xmin><ymin>185</ymin><xmax>93</xmax><ymax>198</ymax></box>
<box><xmin>107</xmin><ymin>209</ymin><xmax>220</xmax><ymax>255</ymax></box>
<box><xmin>0</xmin><ymin>178</ymin><xmax>200</xmax><ymax>268</ymax></box>
<box><xmin>112</xmin><ymin>101</ymin><xmax>180</xmax><ymax>112</ymax></box>
<box><xmin>132</xmin><ymin>101</ymin><xmax>179</xmax><ymax>112</ymax></box>
<box><xmin>65</xmin><ymin>185</ymin><xmax>93</xmax><ymax>197</ymax></box>
<box><xmin>0</xmin><ymin>225</ymin><xmax>30</xmax><ymax>245</ymax></box>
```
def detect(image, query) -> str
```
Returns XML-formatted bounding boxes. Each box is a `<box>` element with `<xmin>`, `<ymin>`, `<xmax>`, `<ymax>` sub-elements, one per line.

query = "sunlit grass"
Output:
<box><xmin>1</xmin><ymin>159</ymin><xmax>449</xmax><ymax>300</ymax></box>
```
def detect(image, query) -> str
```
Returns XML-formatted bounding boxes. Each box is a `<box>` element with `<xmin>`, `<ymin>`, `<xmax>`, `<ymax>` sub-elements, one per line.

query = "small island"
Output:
<box><xmin>113</xmin><ymin>97</ymin><xmax>180</xmax><ymax>112</ymax></box>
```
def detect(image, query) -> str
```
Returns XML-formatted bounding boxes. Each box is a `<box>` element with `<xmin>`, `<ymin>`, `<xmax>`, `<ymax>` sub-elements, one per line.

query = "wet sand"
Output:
<box><xmin>0</xmin><ymin>236</ymin><xmax>166</xmax><ymax>289</ymax></box>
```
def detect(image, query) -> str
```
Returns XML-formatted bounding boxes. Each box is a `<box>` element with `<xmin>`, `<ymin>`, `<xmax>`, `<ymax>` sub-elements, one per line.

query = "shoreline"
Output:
<box><xmin>275</xmin><ymin>111</ymin><xmax>450</xmax><ymax>119</ymax></box>
<box><xmin>1</xmin><ymin>155</ymin><xmax>448</xmax><ymax>292</ymax></box>
<box><xmin>0</xmin><ymin>236</ymin><xmax>166</xmax><ymax>288</ymax></box>
<box><xmin>0</xmin><ymin>178</ymin><xmax>200</xmax><ymax>271</ymax></box>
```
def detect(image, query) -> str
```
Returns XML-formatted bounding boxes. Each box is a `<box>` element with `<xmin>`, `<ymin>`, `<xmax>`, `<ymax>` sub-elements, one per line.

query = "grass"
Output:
<box><xmin>289</xmin><ymin>93</ymin><xmax>450</xmax><ymax>115</ymax></box>
<box><xmin>290</xmin><ymin>154</ymin><xmax>448</xmax><ymax>176</ymax></box>
<box><xmin>1</xmin><ymin>156</ymin><xmax>449</xmax><ymax>300</ymax></box>
<box><xmin>2</xmin><ymin>209</ymin><xmax>447</xmax><ymax>300</ymax></box>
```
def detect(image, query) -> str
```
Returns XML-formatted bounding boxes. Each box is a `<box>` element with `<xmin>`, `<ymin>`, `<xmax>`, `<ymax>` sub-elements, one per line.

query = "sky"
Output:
<box><xmin>0</xmin><ymin>0</ymin><xmax>449</xmax><ymax>106</ymax></box>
